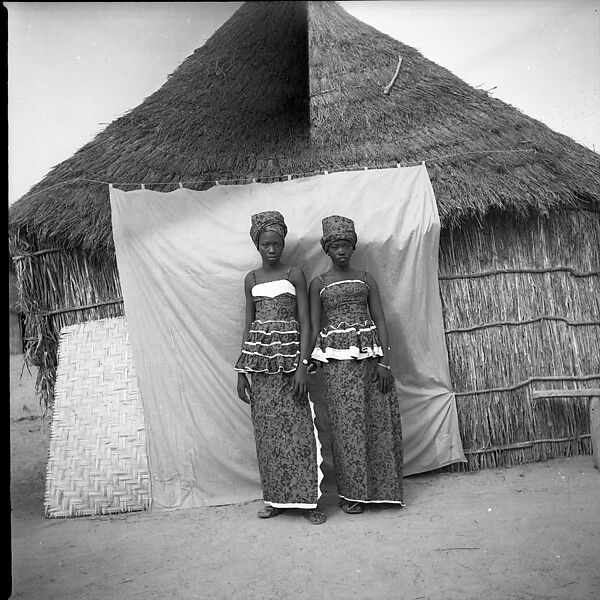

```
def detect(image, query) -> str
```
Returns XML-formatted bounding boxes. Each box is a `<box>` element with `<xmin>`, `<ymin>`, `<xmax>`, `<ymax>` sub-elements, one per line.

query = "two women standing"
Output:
<box><xmin>235</xmin><ymin>211</ymin><xmax>403</xmax><ymax>524</ymax></box>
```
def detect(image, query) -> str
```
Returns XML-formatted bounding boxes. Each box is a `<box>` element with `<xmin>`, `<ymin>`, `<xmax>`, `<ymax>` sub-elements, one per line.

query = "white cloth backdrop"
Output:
<box><xmin>110</xmin><ymin>164</ymin><xmax>466</xmax><ymax>509</ymax></box>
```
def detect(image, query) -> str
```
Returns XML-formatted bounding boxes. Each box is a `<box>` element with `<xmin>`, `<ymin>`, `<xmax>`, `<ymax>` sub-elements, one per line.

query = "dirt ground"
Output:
<box><xmin>9</xmin><ymin>354</ymin><xmax>600</xmax><ymax>600</ymax></box>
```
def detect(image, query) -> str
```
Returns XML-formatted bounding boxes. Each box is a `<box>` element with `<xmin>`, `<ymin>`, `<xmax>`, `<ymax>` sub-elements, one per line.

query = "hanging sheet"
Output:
<box><xmin>110</xmin><ymin>164</ymin><xmax>466</xmax><ymax>509</ymax></box>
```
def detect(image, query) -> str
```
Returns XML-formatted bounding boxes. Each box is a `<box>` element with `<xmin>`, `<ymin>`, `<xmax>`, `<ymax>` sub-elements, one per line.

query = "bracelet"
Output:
<box><xmin>377</xmin><ymin>362</ymin><xmax>391</xmax><ymax>371</ymax></box>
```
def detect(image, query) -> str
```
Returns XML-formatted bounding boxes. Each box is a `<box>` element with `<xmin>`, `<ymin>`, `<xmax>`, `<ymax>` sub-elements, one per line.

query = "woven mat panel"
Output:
<box><xmin>44</xmin><ymin>317</ymin><xmax>151</xmax><ymax>518</ymax></box>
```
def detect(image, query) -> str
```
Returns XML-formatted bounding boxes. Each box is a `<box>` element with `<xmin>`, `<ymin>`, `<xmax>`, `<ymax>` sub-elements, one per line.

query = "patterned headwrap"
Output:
<box><xmin>320</xmin><ymin>215</ymin><xmax>357</xmax><ymax>253</ymax></box>
<box><xmin>250</xmin><ymin>211</ymin><xmax>288</xmax><ymax>248</ymax></box>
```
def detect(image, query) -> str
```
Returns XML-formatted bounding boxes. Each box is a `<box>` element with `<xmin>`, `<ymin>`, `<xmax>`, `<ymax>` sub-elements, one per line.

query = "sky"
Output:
<box><xmin>6</xmin><ymin>0</ymin><xmax>600</xmax><ymax>206</ymax></box>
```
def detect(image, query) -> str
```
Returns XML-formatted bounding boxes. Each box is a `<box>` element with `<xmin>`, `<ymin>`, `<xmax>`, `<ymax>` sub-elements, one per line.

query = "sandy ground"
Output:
<box><xmin>9</xmin><ymin>354</ymin><xmax>600</xmax><ymax>600</ymax></box>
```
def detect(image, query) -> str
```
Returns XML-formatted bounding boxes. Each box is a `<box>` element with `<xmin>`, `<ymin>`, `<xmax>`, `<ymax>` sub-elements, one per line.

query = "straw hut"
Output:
<box><xmin>8</xmin><ymin>1</ymin><xmax>600</xmax><ymax>470</ymax></box>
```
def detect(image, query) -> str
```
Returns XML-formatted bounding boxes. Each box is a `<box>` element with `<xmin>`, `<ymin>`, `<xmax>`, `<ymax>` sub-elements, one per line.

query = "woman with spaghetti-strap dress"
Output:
<box><xmin>308</xmin><ymin>215</ymin><xmax>404</xmax><ymax>514</ymax></box>
<box><xmin>235</xmin><ymin>211</ymin><xmax>326</xmax><ymax>525</ymax></box>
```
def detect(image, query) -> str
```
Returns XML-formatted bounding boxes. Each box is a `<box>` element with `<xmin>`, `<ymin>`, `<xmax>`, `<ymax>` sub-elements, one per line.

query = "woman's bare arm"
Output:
<box><xmin>366</xmin><ymin>272</ymin><xmax>394</xmax><ymax>393</ymax></box>
<box><xmin>237</xmin><ymin>272</ymin><xmax>255</xmax><ymax>404</ymax></box>
<box><xmin>308</xmin><ymin>276</ymin><xmax>324</xmax><ymax>357</ymax></box>
<box><xmin>289</xmin><ymin>266</ymin><xmax>310</xmax><ymax>398</ymax></box>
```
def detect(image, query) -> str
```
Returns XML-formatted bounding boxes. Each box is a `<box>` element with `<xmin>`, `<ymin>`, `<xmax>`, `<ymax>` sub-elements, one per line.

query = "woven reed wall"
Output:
<box><xmin>45</xmin><ymin>317</ymin><xmax>150</xmax><ymax>517</ymax></box>
<box><xmin>439</xmin><ymin>209</ymin><xmax>600</xmax><ymax>469</ymax></box>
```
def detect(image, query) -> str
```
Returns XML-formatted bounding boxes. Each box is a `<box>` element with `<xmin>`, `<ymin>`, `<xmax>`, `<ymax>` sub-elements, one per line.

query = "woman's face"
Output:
<box><xmin>258</xmin><ymin>230</ymin><xmax>284</xmax><ymax>265</ymax></box>
<box><xmin>327</xmin><ymin>239</ymin><xmax>354</xmax><ymax>267</ymax></box>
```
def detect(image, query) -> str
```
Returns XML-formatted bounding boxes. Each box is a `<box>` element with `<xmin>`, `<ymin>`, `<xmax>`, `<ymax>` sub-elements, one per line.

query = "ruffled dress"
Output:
<box><xmin>235</xmin><ymin>274</ymin><xmax>323</xmax><ymax>508</ymax></box>
<box><xmin>235</xmin><ymin>279</ymin><xmax>300</xmax><ymax>374</ymax></box>
<box><xmin>311</xmin><ymin>279</ymin><xmax>383</xmax><ymax>363</ymax></box>
<box><xmin>311</xmin><ymin>276</ymin><xmax>404</xmax><ymax>505</ymax></box>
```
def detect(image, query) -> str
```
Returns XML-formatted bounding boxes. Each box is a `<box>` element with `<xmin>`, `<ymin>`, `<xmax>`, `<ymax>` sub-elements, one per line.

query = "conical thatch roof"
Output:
<box><xmin>9</xmin><ymin>0</ymin><xmax>600</xmax><ymax>257</ymax></box>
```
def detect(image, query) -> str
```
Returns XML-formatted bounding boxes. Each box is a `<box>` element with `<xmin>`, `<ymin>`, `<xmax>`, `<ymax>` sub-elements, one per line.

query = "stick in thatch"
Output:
<box><xmin>383</xmin><ymin>55</ymin><xmax>402</xmax><ymax>95</ymax></box>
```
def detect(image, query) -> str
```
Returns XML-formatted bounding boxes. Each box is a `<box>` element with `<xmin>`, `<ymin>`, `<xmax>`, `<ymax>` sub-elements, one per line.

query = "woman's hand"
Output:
<box><xmin>237</xmin><ymin>373</ymin><xmax>251</xmax><ymax>404</ymax></box>
<box><xmin>292</xmin><ymin>366</ymin><xmax>308</xmax><ymax>400</ymax></box>
<box><xmin>373</xmin><ymin>363</ymin><xmax>394</xmax><ymax>394</ymax></box>
<box><xmin>307</xmin><ymin>359</ymin><xmax>320</xmax><ymax>375</ymax></box>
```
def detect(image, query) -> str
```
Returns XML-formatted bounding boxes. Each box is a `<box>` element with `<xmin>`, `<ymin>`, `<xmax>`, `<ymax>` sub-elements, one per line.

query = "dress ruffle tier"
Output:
<box><xmin>235</xmin><ymin>319</ymin><xmax>300</xmax><ymax>374</ymax></box>
<box><xmin>311</xmin><ymin>319</ymin><xmax>383</xmax><ymax>362</ymax></box>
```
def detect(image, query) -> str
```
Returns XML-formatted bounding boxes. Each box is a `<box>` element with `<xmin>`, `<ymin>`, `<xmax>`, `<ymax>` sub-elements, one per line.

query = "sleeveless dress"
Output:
<box><xmin>235</xmin><ymin>269</ymin><xmax>323</xmax><ymax>508</ymax></box>
<box><xmin>311</xmin><ymin>276</ymin><xmax>404</xmax><ymax>505</ymax></box>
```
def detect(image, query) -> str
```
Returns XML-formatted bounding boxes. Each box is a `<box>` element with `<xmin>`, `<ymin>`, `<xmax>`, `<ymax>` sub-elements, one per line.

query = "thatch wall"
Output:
<box><xmin>439</xmin><ymin>209</ymin><xmax>600</xmax><ymax>468</ymax></box>
<box><xmin>11</xmin><ymin>249</ymin><xmax>123</xmax><ymax>404</ymax></box>
<box><xmin>9</xmin><ymin>270</ymin><xmax>24</xmax><ymax>355</ymax></box>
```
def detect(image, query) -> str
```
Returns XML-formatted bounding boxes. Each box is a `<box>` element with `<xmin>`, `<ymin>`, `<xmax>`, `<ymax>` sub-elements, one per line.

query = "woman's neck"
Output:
<box><xmin>261</xmin><ymin>261</ymin><xmax>284</xmax><ymax>272</ymax></box>
<box><xmin>257</xmin><ymin>262</ymin><xmax>288</xmax><ymax>282</ymax></box>
<box><xmin>324</xmin><ymin>264</ymin><xmax>361</xmax><ymax>281</ymax></box>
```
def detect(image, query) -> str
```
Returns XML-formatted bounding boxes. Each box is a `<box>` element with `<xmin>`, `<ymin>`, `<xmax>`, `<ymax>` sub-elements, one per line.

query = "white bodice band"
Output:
<box><xmin>319</xmin><ymin>279</ymin><xmax>368</xmax><ymax>296</ymax></box>
<box><xmin>252</xmin><ymin>279</ymin><xmax>296</xmax><ymax>297</ymax></box>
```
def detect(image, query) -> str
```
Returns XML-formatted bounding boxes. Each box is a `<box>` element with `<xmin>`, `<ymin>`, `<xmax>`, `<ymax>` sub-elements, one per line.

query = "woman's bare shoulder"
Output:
<box><xmin>309</xmin><ymin>272</ymin><xmax>327</xmax><ymax>290</ymax></box>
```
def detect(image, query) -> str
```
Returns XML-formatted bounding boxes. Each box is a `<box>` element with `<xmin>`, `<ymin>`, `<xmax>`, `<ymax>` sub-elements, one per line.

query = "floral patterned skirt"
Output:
<box><xmin>250</xmin><ymin>371</ymin><xmax>323</xmax><ymax>508</ymax></box>
<box><xmin>322</xmin><ymin>358</ymin><xmax>404</xmax><ymax>504</ymax></box>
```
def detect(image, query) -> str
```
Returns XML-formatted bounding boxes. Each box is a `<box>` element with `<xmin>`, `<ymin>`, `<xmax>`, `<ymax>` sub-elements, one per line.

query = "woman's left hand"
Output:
<box><xmin>292</xmin><ymin>367</ymin><xmax>308</xmax><ymax>400</ymax></box>
<box><xmin>306</xmin><ymin>359</ymin><xmax>320</xmax><ymax>375</ymax></box>
<box><xmin>374</xmin><ymin>364</ymin><xmax>393</xmax><ymax>394</ymax></box>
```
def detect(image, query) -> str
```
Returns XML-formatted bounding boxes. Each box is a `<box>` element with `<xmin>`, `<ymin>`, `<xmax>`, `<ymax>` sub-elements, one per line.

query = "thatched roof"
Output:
<box><xmin>9</xmin><ymin>0</ymin><xmax>600</xmax><ymax>258</ymax></box>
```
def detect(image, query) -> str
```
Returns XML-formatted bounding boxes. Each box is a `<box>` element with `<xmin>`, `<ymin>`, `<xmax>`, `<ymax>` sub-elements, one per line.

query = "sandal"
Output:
<box><xmin>257</xmin><ymin>505</ymin><xmax>285</xmax><ymax>519</ymax></box>
<box><xmin>339</xmin><ymin>500</ymin><xmax>363</xmax><ymax>514</ymax></box>
<box><xmin>305</xmin><ymin>508</ymin><xmax>327</xmax><ymax>525</ymax></box>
